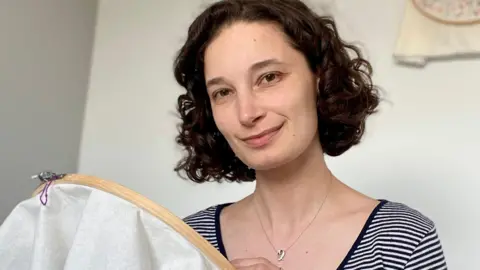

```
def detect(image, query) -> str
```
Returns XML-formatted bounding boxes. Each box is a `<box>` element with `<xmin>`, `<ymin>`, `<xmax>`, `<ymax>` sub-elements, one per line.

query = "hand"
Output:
<box><xmin>231</xmin><ymin>257</ymin><xmax>281</xmax><ymax>270</ymax></box>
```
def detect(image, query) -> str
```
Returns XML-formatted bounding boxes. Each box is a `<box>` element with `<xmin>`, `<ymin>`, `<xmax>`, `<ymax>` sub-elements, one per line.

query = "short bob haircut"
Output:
<box><xmin>173</xmin><ymin>0</ymin><xmax>380</xmax><ymax>183</ymax></box>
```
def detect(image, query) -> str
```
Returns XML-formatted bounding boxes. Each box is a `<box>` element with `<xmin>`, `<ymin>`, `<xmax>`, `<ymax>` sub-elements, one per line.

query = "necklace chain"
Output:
<box><xmin>253</xmin><ymin>177</ymin><xmax>333</xmax><ymax>263</ymax></box>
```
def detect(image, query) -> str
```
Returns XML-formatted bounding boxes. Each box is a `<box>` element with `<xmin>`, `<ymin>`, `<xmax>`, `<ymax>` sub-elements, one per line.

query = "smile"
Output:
<box><xmin>241</xmin><ymin>124</ymin><xmax>283</xmax><ymax>148</ymax></box>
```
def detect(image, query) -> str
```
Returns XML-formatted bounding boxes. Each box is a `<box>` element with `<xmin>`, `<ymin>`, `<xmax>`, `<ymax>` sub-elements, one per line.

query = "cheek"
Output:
<box><xmin>278</xmin><ymin>83</ymin><xmax>318</xmax><ymax>135</ymax></box>
<box><xmin>212</xmin><ymin>107</ymin><xmax>235</xmax><ymax>137</ymax></box>
<box><xmin>274</xmin><ymin>81</ymin><xmax>317</xmax><ymax>119</ymax></box>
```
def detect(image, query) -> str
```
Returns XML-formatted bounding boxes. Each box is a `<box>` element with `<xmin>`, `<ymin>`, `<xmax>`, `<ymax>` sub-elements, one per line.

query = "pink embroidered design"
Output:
<box><xmin>413</xmin><ymin>0</ymin><xmax>480</xmax><ymax>24</ymax></box>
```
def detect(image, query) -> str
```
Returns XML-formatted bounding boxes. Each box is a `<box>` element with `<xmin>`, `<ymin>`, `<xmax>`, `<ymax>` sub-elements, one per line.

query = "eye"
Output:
<box><xmin>212</xmin><ymin>88</ymin><xmax>232</xmax><ymax>100</ymax></box>
<box><xmin>258</xmin><ymin>72</ymin><xmax>283</xmax><ymax>86</ymax></box>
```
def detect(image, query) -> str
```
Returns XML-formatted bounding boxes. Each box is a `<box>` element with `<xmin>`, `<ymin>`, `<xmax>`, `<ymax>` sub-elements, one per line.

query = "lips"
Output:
<box><xmin>241</xmin><ymin>124</ymin><xmax>283</xmax><ymax>148</ymax></box>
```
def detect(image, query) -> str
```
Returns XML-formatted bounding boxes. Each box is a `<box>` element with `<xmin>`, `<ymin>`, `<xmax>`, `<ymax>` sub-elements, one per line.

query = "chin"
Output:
<box><xmin>243</xmin><ymin>148</ymin><xmax>299</xmax><ymax>171</ymax></box>
<box><xmin>232</xmin><ymin>128</ymin><xmax>317</xmax><ymax>172</ymax></box>
<box><xmin>248</xmin><ymin>160</ymin><xmax>283</xmax><ymax>171</ymax></box>
<box><xmin>241</xmin><ymin>136</ymin><xmax>318</xmax><ymax>172</ymax></box>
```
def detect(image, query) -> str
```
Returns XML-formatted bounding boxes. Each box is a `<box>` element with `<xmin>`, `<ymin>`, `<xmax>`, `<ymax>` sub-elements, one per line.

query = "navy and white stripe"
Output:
<box><xmin>184</xmin><ymin>200</ymin><xmax>447</xmax><ymax>269</ymax></box>
<box><xmin>183</xmin><ymin>205</ymin><xmax>220</xmax><ymax>250</ymax></box>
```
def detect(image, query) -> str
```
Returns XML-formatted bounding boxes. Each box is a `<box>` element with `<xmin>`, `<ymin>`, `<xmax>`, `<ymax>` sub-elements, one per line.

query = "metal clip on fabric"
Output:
<box><xmin>31</xmin><ymin>171</ymin><xmax>66</xmax><ymax>205</ymax></box>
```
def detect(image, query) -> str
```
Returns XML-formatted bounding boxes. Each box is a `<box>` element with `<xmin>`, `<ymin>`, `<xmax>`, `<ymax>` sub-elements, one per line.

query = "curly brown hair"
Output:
<box><xmin>173</xmin><ymin>0</ymin><xmax>380</xmax><ymax>183</ymax></box>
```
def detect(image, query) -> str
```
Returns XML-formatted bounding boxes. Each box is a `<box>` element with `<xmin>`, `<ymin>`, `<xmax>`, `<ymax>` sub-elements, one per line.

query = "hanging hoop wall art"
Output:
<box><xmin>412</xmin><ymin>0</ymin><xmax>480</xmax><ymax>25</ymax></box>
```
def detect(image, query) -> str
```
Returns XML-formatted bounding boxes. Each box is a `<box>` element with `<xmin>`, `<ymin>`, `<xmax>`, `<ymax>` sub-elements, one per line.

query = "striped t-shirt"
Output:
<box><xmin>184</xmin><ymin>200</ymin><xmax>448</xmax><ymax>269</ymax></box>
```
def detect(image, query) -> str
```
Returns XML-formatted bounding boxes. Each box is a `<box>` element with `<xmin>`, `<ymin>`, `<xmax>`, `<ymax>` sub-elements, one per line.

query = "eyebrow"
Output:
<box><xmin>205</xmin><ymin>58</ymin><xmax>284</xmax><ymax>88</ymax></box>
<box><xmin>250</xmin><ymin>58</ymin><xmax>283</xmax><ymax>71</ymax></box>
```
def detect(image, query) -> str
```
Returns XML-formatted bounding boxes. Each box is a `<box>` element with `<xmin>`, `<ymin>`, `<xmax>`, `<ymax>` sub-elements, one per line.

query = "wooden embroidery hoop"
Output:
<box><xmin>412</xmin><ymin>0</ymin><xmax>480</xmax><ymax>25</ymax></box>
<box><xmin>33</xmin><ymin>174</ymin><xmax>234</xmax><ymax>270</ymax></box>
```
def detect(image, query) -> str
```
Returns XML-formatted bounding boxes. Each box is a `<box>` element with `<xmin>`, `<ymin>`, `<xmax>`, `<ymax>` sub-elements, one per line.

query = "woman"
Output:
<box><xmin>173</xmin><ymin>0</ymin><xmax>447</xmax><ymax>269</ymax></box>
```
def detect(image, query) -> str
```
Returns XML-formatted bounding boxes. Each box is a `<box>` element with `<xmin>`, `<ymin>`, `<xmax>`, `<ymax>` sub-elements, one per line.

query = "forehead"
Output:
<box><xmin>204</xmin><ymin>22</ymin><xmax>295</xmax><ymax>78</ymax></box>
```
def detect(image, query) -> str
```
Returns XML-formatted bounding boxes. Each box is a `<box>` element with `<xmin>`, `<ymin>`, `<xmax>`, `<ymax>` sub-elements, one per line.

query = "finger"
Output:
<box><xmin>233</xmin><ymin>264</ymin><xmax>280</xmax><ymax>270</ymax></box>
<box><xmin>230</xmin><ymin>257</ymin><xmax>279</xmax><ymax>269</ymax></box>
<box><xmin>231</xmin><ymin>257</ymin><xmax>272</xmax><ymax>267</ymax></box>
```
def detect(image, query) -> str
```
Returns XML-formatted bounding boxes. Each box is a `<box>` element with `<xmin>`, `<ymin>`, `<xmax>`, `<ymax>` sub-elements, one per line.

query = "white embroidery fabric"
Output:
<box><xmin>0</xmin><ymin>183</ymin><xmax>222</xmax><ymax>270</ymax></box>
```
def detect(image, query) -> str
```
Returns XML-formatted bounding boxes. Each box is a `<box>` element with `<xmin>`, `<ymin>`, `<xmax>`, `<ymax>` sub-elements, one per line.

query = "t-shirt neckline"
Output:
<box><xmin>214</xmin><ymin>199</ymin><xmax>388</xmax><ymax>269</ymax></box>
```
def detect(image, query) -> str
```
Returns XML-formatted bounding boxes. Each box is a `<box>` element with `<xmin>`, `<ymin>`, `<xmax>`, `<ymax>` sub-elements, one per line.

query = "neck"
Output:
<box><xmin>252</xmin><ymin>139</ymin><xmax>335</xmax><ymax>234</ymax></box>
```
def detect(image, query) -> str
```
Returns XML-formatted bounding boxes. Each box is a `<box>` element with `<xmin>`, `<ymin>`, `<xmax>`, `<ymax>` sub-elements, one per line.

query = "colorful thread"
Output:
<box><xmin>39</xmin><ymin>180</ymin><xmax>53</xmax><ymax>206</ymax></box>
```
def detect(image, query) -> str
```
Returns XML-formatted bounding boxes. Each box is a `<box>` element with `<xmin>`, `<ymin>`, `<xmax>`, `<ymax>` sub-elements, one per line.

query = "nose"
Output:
<box><xmin>237</xmin><ymin>91</ymin><xmax>265</xmax><ymax>127</ymax></box>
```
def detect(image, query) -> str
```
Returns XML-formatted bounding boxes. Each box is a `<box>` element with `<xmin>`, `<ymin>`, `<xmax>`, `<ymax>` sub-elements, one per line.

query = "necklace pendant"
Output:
<box><xmin>277</xmin><ymin>249</ymin><xmax>286</xmax><ymax>261</ymax></box>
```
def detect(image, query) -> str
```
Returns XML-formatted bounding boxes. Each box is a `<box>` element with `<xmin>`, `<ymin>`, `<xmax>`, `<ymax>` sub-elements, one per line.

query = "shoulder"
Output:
<box><xmin>349</xmin><ymin>200</ymin><xmax>447</xmax><ymax>269</ymax></box>
<box><xmin>373</xmin><ymin>200</ymin><xmax>436</xmax><ymax>233</ymax></box>
<box><xmin>183</xmin><ymin>204</ymin><xmax>220</xmax><ymax>231</ymax></box>
<box><xmin>367</xmin><ymin>200</ymin><xmax>442</xmax><ymax>249</ymax></box>
<box><xmin>182</xmin><ymin>204</ymin><xmax>228</xmax><ymax>251</ymax></box>
<box><xmin>183</xmin><ymin>205</ymin><xmax>219</xmax><ymax>220</ymax></box>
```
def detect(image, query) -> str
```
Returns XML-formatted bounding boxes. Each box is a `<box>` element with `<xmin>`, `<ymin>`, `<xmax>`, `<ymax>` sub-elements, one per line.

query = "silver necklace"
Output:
<box><xmin>253</xmin><ymin>178</ymin><xmax>333</xmax><ymax>262</ymax></box>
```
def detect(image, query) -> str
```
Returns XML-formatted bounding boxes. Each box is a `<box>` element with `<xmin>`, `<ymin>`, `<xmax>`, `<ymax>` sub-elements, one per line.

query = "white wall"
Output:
<box><xmin>79</xmin><ymin>0</ymin><xmax>480</xmax><ymax>268</ymax></box>
<box><xmin>0</xmin><ymin>0</ymin><xmax>97</xmax><ymax>222</ymax></box>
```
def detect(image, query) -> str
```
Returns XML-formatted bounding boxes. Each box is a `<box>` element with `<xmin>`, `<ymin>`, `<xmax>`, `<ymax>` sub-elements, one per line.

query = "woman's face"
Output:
<box><xmin>204</xmin><ymin>22</ymin><xmax>320</xmax><ymax>171</ymax></box>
